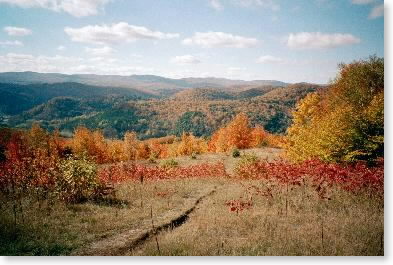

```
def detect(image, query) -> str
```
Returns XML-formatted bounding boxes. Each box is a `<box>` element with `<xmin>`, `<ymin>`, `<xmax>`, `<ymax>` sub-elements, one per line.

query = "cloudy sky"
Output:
<box><xmin>0</xmin><ymin>0</ymin><xmax>384</xmax><ymax>83</ymax></box>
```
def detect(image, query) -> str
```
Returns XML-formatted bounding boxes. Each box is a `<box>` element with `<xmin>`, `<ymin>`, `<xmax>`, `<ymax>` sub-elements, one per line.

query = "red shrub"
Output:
<box><xmin>225</xmin><ymin>199</ymin><xmax>253</xmax><ymax>213</ymax></box>
<box><xmin>235</xmin><ymin>158</ymin><xmax>384</xmax><ymax>195</ymax></box>
<box><xmin>98</xmin><ymin>162</ymin><xmax>228</xmax><ymax>184</ymax></box>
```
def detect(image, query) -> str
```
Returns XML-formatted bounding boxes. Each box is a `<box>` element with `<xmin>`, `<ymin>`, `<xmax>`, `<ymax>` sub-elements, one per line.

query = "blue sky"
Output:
<box><xmin>0</xmin><ymin>0</ymin><xmax>384</xmax><ymax>83</ymax></box>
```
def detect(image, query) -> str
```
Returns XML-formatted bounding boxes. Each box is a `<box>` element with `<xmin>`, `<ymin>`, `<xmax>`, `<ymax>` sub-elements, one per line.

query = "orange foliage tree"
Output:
<box><xmin>71</xmin><ymin>126</ymin><xmax>109</xmax><ymax>163</ymax></box>
<box><xmin>136</xmin><ymin>142</ymin><xmax>151</xmax><ymax>159</ymax></box>
<box><xmin>250</xmin><ymin>126</ymin><xmax>268</xmax><ymax>147</ymax></box>
<box><xmin>123</xmin><ymin>131</ymin><xmax>138</xmax><ymax>161</ymax></box>
<box><xmin>209</xmin><ymin>113</ymin><xmax>270</xmax><ymax>152</ymax></box>
<box><xmin>172</xmin><ymin>133</ymin><xmax>208</xmax><ymax>156</ymax></box>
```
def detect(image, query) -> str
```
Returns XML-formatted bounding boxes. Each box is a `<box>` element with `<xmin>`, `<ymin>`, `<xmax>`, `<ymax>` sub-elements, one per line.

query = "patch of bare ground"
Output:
<box><xmin>130</xmin><ymin>179</ymin><xmax>383</xmax><ymax>256</ymax></box>
<box><xmin>73</xmin><ymin>187</ymin><xmax>217</xmax><ymax>256</ymax></box>
<box><xmin>0</xmin><ymin>179</ymin><xmax>220</xmax><ymax>255</ymax></box>
<box><xmin>141</xmin><ymin>147</ymin><xmax>283</xmax><ymax>176</ymax></box>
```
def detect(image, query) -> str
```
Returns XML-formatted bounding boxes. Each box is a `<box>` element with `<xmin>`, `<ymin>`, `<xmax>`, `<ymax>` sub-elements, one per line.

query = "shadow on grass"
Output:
<box><xmin>91</xmin><ymin>197</ymin><xmax>130</xmax><ymax>208</ymax></box>
<box><xmin>0</xmin><ymin>222</ymin><xmax>74</xmax><ymax>256</ymax></box>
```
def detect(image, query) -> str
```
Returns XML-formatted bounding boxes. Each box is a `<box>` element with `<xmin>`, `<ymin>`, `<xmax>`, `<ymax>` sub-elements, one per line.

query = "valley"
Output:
<box><xmin>0</xmin><ymin>72</ymin><xmax>321</xmax><ymax>139</ymax></box>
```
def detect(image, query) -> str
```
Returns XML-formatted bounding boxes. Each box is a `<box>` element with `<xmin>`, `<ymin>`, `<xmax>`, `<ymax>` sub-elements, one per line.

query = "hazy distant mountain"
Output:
<box><xmin>170</xmin><ymin>85</ymin><xmax>285</xmax><ymax>101</ymax></box>
<box><xmin>180</xmin><ymin>77</ymin><xmax>288</xmax><ymax>88</ymax></box>
<box><xmin>0</xmin><ymin>72</ymin><xmax>289</xmax><ymax>95</ymax></box>
<box><xmin>171</xmin><ymin>88</ymin><xmax>236</xmax><ymax>101</ymax></box>
<box><xmin>0</xmin><ymin>82</ymin><xmax>155</xmax><ymax>115</ymax></box>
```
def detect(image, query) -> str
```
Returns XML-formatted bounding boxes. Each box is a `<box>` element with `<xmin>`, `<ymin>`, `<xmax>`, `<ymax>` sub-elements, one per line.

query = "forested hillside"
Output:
<box><xmin>1</xmin><ymin>77</ymin><xmax>321</xmax><ymax>139</ymax></box>
<box><xmin>0</xmin><ymin>82</ymin><xmax>156</xmax><ymax>115</ymax></box>
<box><xmin>0</xmin><ymin>72</ymin><xmax>288</xmax><ymax>96</ymax></box>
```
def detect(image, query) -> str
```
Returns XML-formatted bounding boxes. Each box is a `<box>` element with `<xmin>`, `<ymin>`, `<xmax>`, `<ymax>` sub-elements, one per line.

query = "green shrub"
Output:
<box><xmin>57</xmin><ymin>155</ymin><xmax>99</xmax><ymax>203</ymax></box>
<box><xmin>234</xmin><ymin>152</ymin><xmax>259</xmax><ymax>174</ymax></box>
<box><xmin>160</xmin><ymin>159</ymin><xmax>179</xmax><ymax>169</ymax></box>
<box><xmin>259</xmin><ymin>139</ymin><xmax>269</xmax><ymax>147</ymax></box>
<box><xmin>232</xmin><ymin>148</ymin><xmax>241</xmax><ymax>158</ymax></box>
<box><xmin>148</xmin><ymin>157</ymin><xmax>157</xmax><ymax>164</ymax></box>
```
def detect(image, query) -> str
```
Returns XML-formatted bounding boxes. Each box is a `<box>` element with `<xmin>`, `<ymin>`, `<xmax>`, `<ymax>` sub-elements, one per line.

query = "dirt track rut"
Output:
<box><xmin>73</xmin><ymin>188</ymin><xmax>216</xmax><ymax>256</ymax></box>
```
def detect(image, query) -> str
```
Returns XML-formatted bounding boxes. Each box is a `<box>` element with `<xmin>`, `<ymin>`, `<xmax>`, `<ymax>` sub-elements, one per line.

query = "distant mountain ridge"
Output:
<box><xmin>0</xmin><ymin>71</ymin><xmax>289</xmax><ymax>95</ymax></box>
<box><xmin>0</xmin><ymin>71</ymin><xmax>323</xmax><ymax>139</ymax></box>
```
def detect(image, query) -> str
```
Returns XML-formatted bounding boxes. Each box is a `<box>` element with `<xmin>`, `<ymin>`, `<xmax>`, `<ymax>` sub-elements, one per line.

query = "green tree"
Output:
<box><xmin>265</xmin><ymin>112</ymin><xmax>290</xmax><ymax>134</ymax></box>
<box><xmin>174</xmin><ymin>111</ymin><xmax>211</xmax><ymax>137</ymax></box>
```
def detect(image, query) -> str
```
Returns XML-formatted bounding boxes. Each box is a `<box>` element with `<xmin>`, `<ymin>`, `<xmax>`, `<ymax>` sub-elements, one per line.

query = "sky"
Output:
<box><xmin>0</xmin><ymin>0</ymin><xmax>384</xmax><ymax>84</ymax></box>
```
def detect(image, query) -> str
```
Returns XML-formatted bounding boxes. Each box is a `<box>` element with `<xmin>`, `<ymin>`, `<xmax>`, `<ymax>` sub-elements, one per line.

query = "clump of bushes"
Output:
<box><xmin>160</xmin><ymin>159</ymin><xmax>179</xmax><ymax>169</ymax></box>
<box><xmin>258</xmin><ymin>139</ymin><xmax>269</xmax><ymax>148</ymax></box>
<box><xmin>148</xmin><ymin>153</ymin><xmax>157</xmax><ymax>164</ymax></box>
<box><xmin>57</xmin><ymin>155</ymin><xmax>99</xmax><ymax>203</ymax></box>
<box><xmin>232</xmin><ymin>148</ymin><xmax>241</xmax><ymax>158</ymax></box>
<box><xmin>234</xmin><ymin>152</ymin><xmax>259</xmax><ymax>175</ymax></box>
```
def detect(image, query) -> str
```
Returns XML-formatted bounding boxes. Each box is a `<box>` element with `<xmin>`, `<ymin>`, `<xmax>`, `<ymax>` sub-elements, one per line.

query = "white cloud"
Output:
<box><xmin>0</xmin><ymin>0</ymin><xmax>110</xmax><ymax>17</ymax></box>
<box><xmin>183</xmin><ymin>31</ymin><xmax>258</xmax><ymax>48</ymax></box>
<box><xmin>0</xmin><ymin>52</ymin><xmax>153</xmax><ymax>75</ymax></box>
<box><xmin>234</xmin><ymin>0</ymin><xmax>279</xmax><ymax>10</ymax></box>
<box><xmin>257</xmin><ymin>55</ymin><xmax>284</xmax><ymax>63</ymax></box>
<box><xmin>208</xmin><ymin>0</ymin><xmax>279</xmax><ymax>11</ymax></box>
<box><xmin>350</xmin><ymin>0</ymin><xmax>383</xmax><ymax>20</ymax></box>
<box><xmin>0</xmin><ymin>40</ymin><xmax>23</xmax><ymax>47</ymax></box>
<box><xmin>0</xmin><ymin>53</ymin><xmax>84</xmax><ymax>72</ymax></box>
<box><xmin>227</xmin><ymin>66</ymin><xmax>247</xmax><ymax>76</ymax></box>
<box><xmin>89</xmin><ymin>57</ymin><xmax>117</xmax><ymax>63</ymax></box>
<box><xmin>4</xmin><ymin>26</ymin><xmax>32</xmax><ymax>36</ymax></box>
<box><xmin>287</xmin><ymin>32</ymin><xmax>360</xmax><ymax>49</ymax></box>
<box><xmin>369</xmin><ymin>4</ymin><xmax>383</xmax><ymax>19</ymax></box>
<box><xmin>209</xmin><ymin>0</ymin><xmax>223</xmax><ymax>10</ymax></box>
<box><xmin>85</xmin><ymin>46</ymin><xmax>114</xmax><ymax>56</ymax></box>
<box><xmin>65</xmin><ymin>22</ymin><xmax>180</xmax><ymax>45</ymax></box>
<box><xmin>71</xmin><ymin>64</ymin><xmax>153</xmax><ymax>75</ymax></box>
<box><xmin>57</xmin><ymin>45</ymin><xmax>66</xmax><ymax>51</ymax></box>
<box><xmin>351</xmin><ymin>0</ymin><xmax>375</xmax><ymax>4</ymax></box>
<box><xmin>170</xmin><ymin>55</ymin><xmax>201</xmax><ymax>65</ymax></box>
<box><xmin>130</xmin><ymin>53</ymin><xmax>142</xmax><ymax>58</ymax></box>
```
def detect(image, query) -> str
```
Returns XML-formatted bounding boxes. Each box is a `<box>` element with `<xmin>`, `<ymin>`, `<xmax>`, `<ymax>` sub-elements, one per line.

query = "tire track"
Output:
<box><xmin>73</xmin><ymin>188</ymin><xmax>216</xmax><ymax>256</ymax></box>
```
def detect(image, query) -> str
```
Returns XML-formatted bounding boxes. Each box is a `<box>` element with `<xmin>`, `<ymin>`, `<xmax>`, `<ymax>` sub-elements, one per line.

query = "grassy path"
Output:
<box><xmin>74</xmin><ymin>187</ymin><xmax>217</xmax><ymax>255</ymax></box>
<box><xmin>130</xmin><ymin>179</ymin><xmax>383</xmax><ymax>256</ymax></box>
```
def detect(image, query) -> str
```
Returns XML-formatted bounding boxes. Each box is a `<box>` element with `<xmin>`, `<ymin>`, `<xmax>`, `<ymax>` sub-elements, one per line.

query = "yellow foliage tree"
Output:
<box><xmin>72</xmin><ymin>126</ymin><xmax>110</xmax><ymax>163</ymax></box>
<box><xmin>123</xmin><ymin>131</ymin><xmax>138</xmax><ymax>161</ymax></box>
<box><xmin>108</xmin><ymin>140</ymin><xmax>126</xmax><ymax>162</ymax></box>
<box><xmin>285</xmin><ymin>56</ymin><xmax>384</xmax><ymax>162</ymax></box>
<box><xmin>176</xmin><ymin>133</ymin><xmax>208</xmax><ymax>156</ymax></box>
<box><xmin>28</xmin><ymin>123</ymin><xmax>49</xmax><ymax>151</ymax></box>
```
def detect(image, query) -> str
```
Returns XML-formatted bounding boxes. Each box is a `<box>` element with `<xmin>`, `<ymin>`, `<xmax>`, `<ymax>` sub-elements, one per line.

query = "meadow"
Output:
<box><xmin>0</xmin><ymin>147</ymin><xmax>383</xmax><ymax>256</ymax></box>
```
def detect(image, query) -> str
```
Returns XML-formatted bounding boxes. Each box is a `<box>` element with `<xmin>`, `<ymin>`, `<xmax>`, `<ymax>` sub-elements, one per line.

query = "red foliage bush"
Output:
<box><xmin>235</xmin><ymin>158</ymin><xmax>384</xmax><ymax>195</ymax></box>
<box><xmin>225</xmin><ymin>199</ymin><xmax>253</xmax><ymax>213</ymax></box>
<box><xmin>98</xmin><ymin>162</ymin><xmax>228</xmax><ymax>184</ymax></box>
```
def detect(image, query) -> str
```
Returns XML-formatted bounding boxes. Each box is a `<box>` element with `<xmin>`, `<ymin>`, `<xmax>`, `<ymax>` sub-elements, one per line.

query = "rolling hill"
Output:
<box><xmin>0</xmin><ymin>71</ymin><xmax>323</xmax><ymax>139</ymax></box>
<box><xmin>0</xmin><ymin>72</ymin><xmax>289</xmax><ymax>96</ymax></box>
<box><xmin>0</xmin><ymin>82</ymin><xmax>155</xmax><ymax>115</ymax></box>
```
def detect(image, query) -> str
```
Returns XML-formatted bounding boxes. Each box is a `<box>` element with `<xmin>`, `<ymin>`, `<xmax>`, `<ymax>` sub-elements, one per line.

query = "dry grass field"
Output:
<box><xmin>0</xmin><ymin>148</ymin><xmax>383</xmax><ymax>256</ymax></box>
<box><xmin>131</xmin><ymin>180</ymin><xmax>383</xmax><ymax>256</ymax></box>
